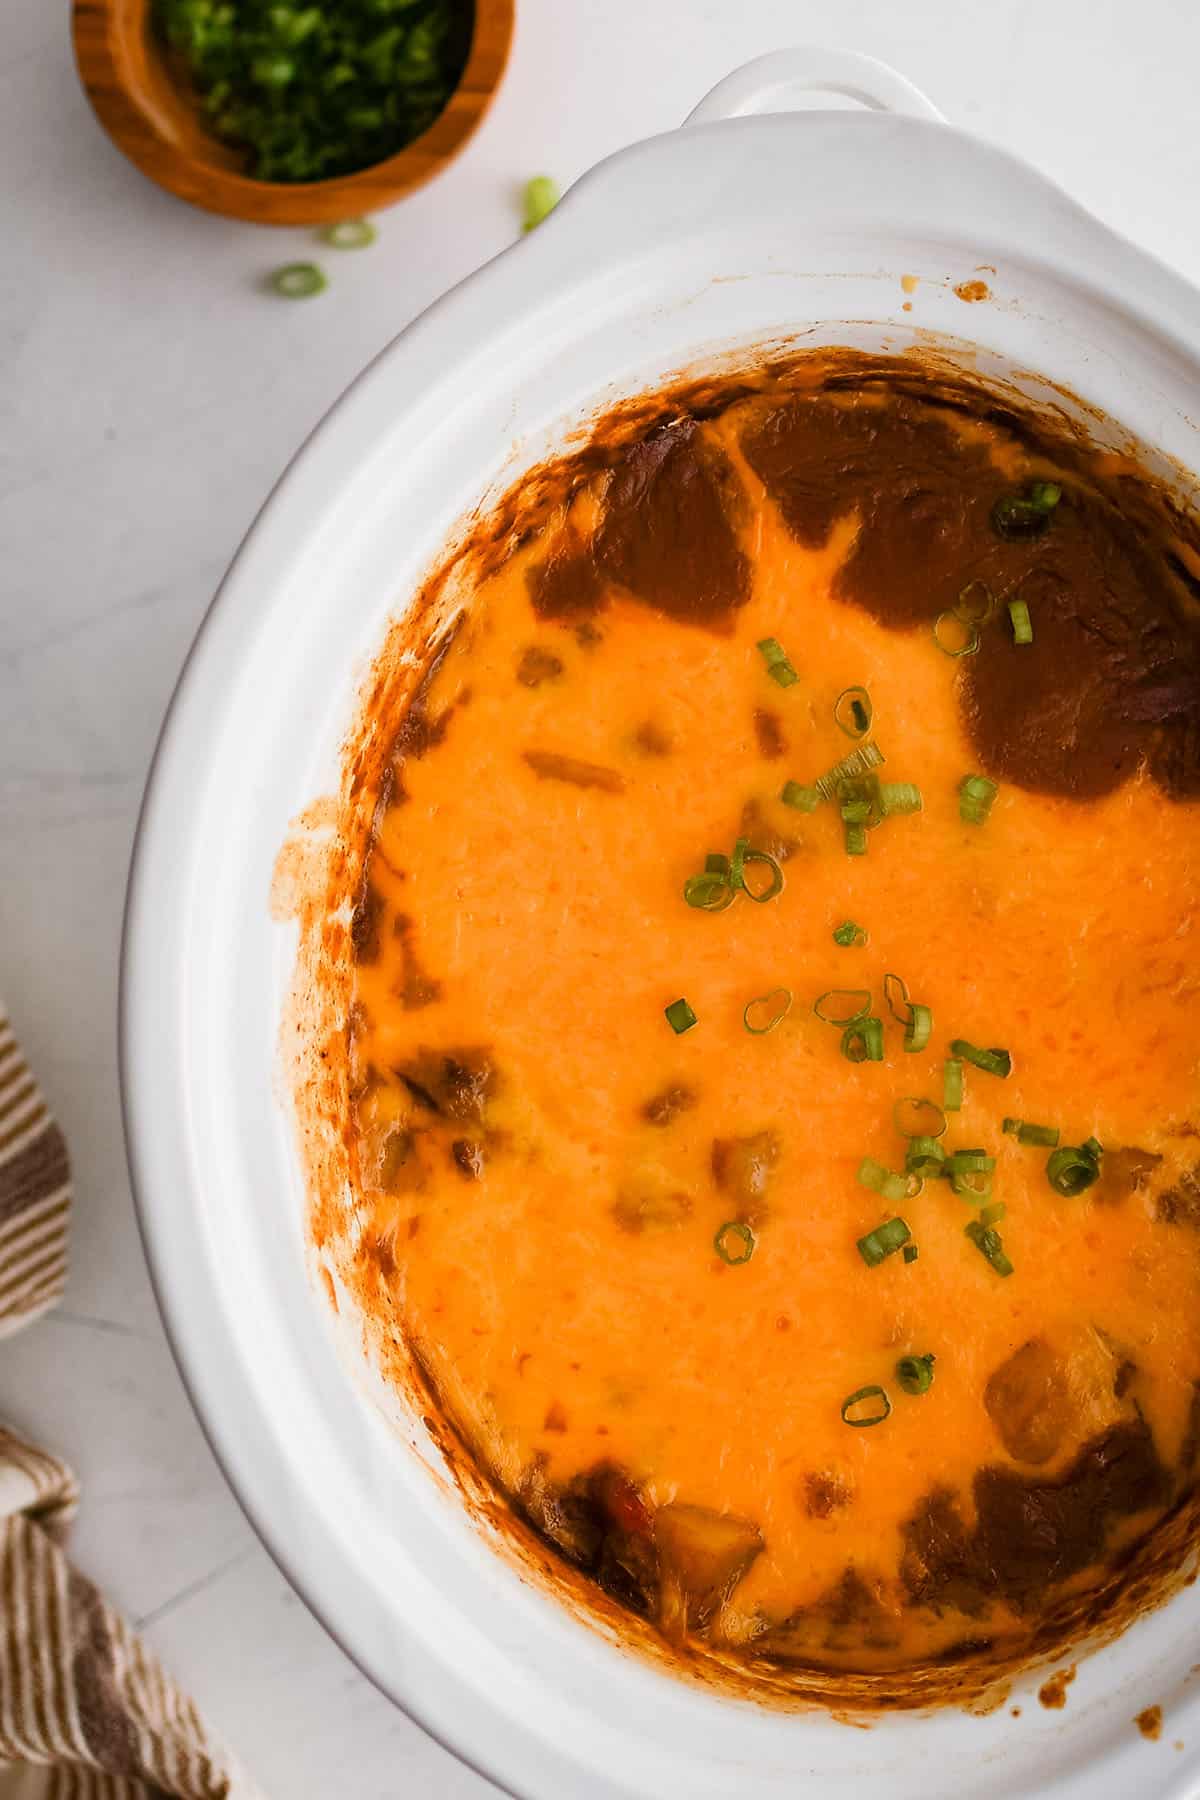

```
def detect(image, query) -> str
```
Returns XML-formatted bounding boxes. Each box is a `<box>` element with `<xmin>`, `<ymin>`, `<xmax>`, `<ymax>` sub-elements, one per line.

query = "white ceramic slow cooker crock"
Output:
<box><xmin>121</xmin><ymin>49</ymin><xmax>1200</xmax><ymax>1800</ymax></box>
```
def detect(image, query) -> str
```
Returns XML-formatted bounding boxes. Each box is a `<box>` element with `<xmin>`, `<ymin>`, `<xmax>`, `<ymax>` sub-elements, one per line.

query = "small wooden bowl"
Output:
<box><xmin>72</xmin><ymin>0</ymin><xmax>515</xmax><ymax>226</ymax></box>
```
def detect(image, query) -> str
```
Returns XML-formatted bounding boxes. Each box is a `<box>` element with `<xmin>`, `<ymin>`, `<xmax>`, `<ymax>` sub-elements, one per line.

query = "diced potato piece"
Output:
<box><xmin>711</xmin><ymin>1131</ymin><xmax>780</xmax><ymax>1224</ymax></box>
<box><xmin>655</xmin><ymin>1502</ymin><xmax>763</xmax><ymax>1636</ymax></box>
<box><xmin>985</xmin><ymin>1340</ymin><xmax>1070</xmax><ymax>1464</ymax></box>
<box><xmin>611</xmin><ymin>1185</ymin><xmax>693</xmax><ymax>1233</ymax></box>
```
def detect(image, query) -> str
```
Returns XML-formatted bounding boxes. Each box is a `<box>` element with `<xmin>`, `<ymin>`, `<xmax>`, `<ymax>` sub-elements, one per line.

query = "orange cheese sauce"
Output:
<box><xmin>338</xmin><ymin>369</ymin><xmax>1200</xmax><ymax>1679</ymax></box>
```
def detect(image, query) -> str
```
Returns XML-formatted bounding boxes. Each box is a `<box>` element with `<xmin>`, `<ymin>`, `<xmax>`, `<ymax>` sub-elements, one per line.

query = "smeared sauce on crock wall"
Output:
<box><xmin>278</xmin><ymin>348</ymin><xmax>1200</xmax><ymax>1711</ymax></box>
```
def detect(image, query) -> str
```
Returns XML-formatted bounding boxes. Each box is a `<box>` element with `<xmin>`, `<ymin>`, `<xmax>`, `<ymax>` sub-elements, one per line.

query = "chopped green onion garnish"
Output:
<box><xmin>991</xmin><ymin>483</ymin><xmax>1061</xmax><ymax>540</ymax></box>
<box><xmin>857</xmin><ymin>1158</ymin><xmax>909</xmax><ymax>1204</ymax></box>
<box><xmin>979</xmin><ymin>1202</ymin><xmax>1006</xmax><ymax>1227</ymax></box>
<box><xmin>894</xmin><ymin>1097</ymin><xmax>947</xmax><ymax>1140</ymax></box>
<box><xmin>948</xmin><ymin>1151</ymin><xmax>996</xmax><ymax>1175</ymax></box>
<box><xmin>714</xmin><ymin>1219</ymin><xmax>755</xmax><ymax>1264</ymax></box>
<box><xmin>813</xmin><ymin>990</ymin><xmax>871</xmax><ymax>1026</ymax></box>
<box><xmin>842</xmin><ymin>1017</ymin><xmax>884</xmax><ymax>1062</ymax></box>
<box><xmin>896</xmin><ymin>1353</ymin><xmax>935</xmax><ymax>1395</ymax></box>
<box><xmin>943</xmin><ymin>1058</ymin><xmax>964</xmax><ymax>1110</ymax></box>
<box><xmin>904</xmin><ymin>1004</ymin><xmax>932</xmax><ymax>1052</ymax></box>
<box><xmin>884</xmin><ymin>974</ymin><xmax>932</xmax><ymax>1052</ymax></box>
<box><xmin>903</xmin><ymin>1242</ymin><xmax>919</xmax><ymax>1264</ymax></box>
<box><xmin>883</xmin><ymin>973</ymin><xmax>909</xmax><ymax>1021</ymax></box>
<box><xmin>743</xmin><ymin>987</ymin><xmax>793</xmax><ymax>1035</ymax></box>
<box><xmin>965</xmin><ymin>1217</ymin><xmax>1014</xmax><ymax>1276</ymax></box>
<box><xmin>933</xmin><ymin>612</ymin><xmax>980</xmax><ymax>658</ymax></box>
<box><xmin>1003</xmin><ymin>1118</ymin><xmax>1060</xmax><ymax>1147</ymax></box>
<box><xmin>959</xmin><ymin>774</ymin><xmax>999</xmax><ymax>825</ymax></box>
<box><xmin>841</xmin><ymin>1384</ymin><xmax>892</xmax><ymax>1427</ymax></box>
<box><xmin>270</xmin><ymin>262</ymin><xmax>327</xmax><ymax>299</ymax></box>
<box><xmin>844</xmin><ymin>819</ymin><xmax>868</xmax><ymax>856</ymax></box>
<box><xmin>880</xmin><ymin>782</ymin><xmax>923</xmax><ymax>815</ymax></box>
<box><xmin>757</xmin><ymin>637</ymin><xmax>799</xmax><ymax>688</ymax></box>
<box><xmin>1083</xmin><ymin>1135</ymin><xmax>1104</xmax><ymax>1161</ymax></box>
<box><xmin>952</xmin><ymin>1173</ymin><xmax>993</xmax><ymax>1202</ymax></box>
<box><xmin>781</xmin><ymin>780</ymin><xmax>821</xmax><ymax>811</ymax></box>
<box><xmin>730</xmin><ymin>837</ymin><xmax>784</xmax><ymax>903</ymax></box>
<box><xmin>1046</xmin><ymin>1144</ymin><xmax>1101</xmax><ymax>1196</ymax></box>
<box><xmin>322</xmin><ymin>218</ymin><xmax>377</xmax><ymax>250</ymax></box>
<box><xmin>1008</xmin><ymin>598</ymin><xmax>1034</xmax><ymax>644</ymax></box>
<box><xmin>856</xmin><ymin>1216</ymin><xmax>911</xmax><ymax>1266</ymax></box>
<box><xmin>906</xmin><ymin>1136</ymin><xmax>946</xmax><ymax>1178</ymax></box>
<box><xmin>837</xmin><ymin>773</ymin><xmax>885</xmax><ymax>830</ymax></box>
<box><xmin>814</xmin><ymin>741</ymin><xmax>885</xmax><ymax>802</ymax></box>
<box><xmin>664</xmin><ymin>998</ymin><xmax>698</xmax><ymax>1034</ymax></box>
<box><xmin>904</xmin><ymin>1171</ymin><xmax>925</xmax><ymax>1199</ymax></box>
<box><xmin>833</xmin><ymin>919</ymin><xmax>869</xmax><ymax>947</ymax></box>
<box><xmin>950</xmin><ymin>1039</ymin><xmax>1011</xmax><ymax>1079</ymax></box>
<box><xmin>949</xmin><ymin>1148</ymin><xmax>996</xmax><ymax>1201</ymax></box>
<box><xmin>835</xmin><ymin>686</ymin><xmax>873</xmax><ymax>740</ymax></box>
<box><xmin>955</xmin><ymin>580</ymin><xmax>995</xmax><ymax>624</ymax></box>
<box><xmin>683</xmin><ymin>872</ymin><xmax>735</xmax><ymax>911</ymax></box>
<box><xmin>523</xmin><ymin>176</ymin><xmax>561</xmax><ymax>232</ymax></box>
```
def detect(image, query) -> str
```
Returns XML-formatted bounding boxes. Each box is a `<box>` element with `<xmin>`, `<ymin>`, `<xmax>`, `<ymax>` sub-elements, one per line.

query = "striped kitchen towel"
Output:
<box><xmin>0</xmin><ymin>1007</ymin><xmax>260</xmax><ymax>1798</ymax></box>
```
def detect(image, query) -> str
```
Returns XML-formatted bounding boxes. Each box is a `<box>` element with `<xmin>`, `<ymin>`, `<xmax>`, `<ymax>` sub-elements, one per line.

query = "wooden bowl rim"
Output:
<box><xmin>71</xmin><ymin>0</ymin><xmax>516</xmax><ymax>225</ymax></box>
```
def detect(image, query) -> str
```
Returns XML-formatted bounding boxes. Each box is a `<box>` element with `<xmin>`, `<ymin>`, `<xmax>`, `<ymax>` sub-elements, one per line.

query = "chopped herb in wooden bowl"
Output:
<box><xmin>153</xmin><ymin>0</ymin><xmax>474</xmax><ymax>183</ymax></box>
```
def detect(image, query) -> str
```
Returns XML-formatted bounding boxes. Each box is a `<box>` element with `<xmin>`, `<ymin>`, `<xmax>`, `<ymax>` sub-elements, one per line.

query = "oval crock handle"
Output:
<box><xmin>685</xmin><ymin>47</ymin><xmax>944</xmax><ymax>126</ymax></box>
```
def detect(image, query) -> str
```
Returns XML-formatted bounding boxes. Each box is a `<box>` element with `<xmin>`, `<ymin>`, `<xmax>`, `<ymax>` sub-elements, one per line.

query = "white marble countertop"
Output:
<box><xmin>4</xmin><ymin>1</ymin><xmax>1200</xmax><ymax>1793</ymax></box>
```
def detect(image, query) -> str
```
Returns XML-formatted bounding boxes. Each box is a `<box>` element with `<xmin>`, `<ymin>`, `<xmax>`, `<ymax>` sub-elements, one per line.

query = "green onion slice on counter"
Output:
<box><xmin>943</xmin><ymin>1058</ymin><xmax>964</xmax><ymax>1110</ymax></box>
<box><xmin>844</xmin><ymin>820</ymin><xmax>868</xmax><ymax>857</ymax></box>
<box><xmin>743</xmin><ymin>988</ymin><xmax>793</xmax><ymax>1035</ymax></box>
<box><xmin>950</xmin><ymin>1039</ymin><xmax>1012</xmax><ymax>1078</ymax></box>
<box><xmin>896</xmin><ymin>1353</ymin><xmax>935</xmax><ymax>1395</ymax></box>
<box><xmin>664</xmin><ymin>998</ymin><xmax>698</xmax><ymax>1034</ymax></box>
<box><xmin>270</xmin><ymin>261</ymin><xmax>327</xmax><ymax>298</ymax></box>
<box><xmin>322</xmin><ymin>218</ymin><xmax>377</xmax><ymax>250</ymax></box>
<box><xmin>841</xmin><ymin>1384</ymin><xmax>892</xmax><ymax>1427</ymax></box>
<box><xmin>1046</xmin><ymin>1143</ymin><xmax>1102</xmax><ymax>1196</ymax></box>
<box><xmin>833</xmin><ymin>919</ymin><xmax>869</xmax><ymax>947</ymax></box>
<box><xmin>523</xmin><ymin>175</ymin><xmax>561</xmax><ymax>232</ymax></box>
<box><xmin>714</xmin><ymin>1220</ymin><xmax>755</xmax><ymax>1264</ymax></box>
<box><xmin>903</xmin><ymin>1243</ymin><xmax>919</xmax><ymax>1264</ymax></box>
<box><xmin>757</xmin><ymin>636</ymin><xmax>800</xmax><ymax>688</ymax></box>
<box><xmin>835</xmin><ymin>686</ymin><xmax>873</xmax><ymax>739</ymax></box>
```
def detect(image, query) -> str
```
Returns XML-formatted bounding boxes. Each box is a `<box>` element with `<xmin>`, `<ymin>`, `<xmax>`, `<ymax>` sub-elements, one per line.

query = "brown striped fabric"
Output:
<box><xmin>0</xmin><ymin>1008</ymin><xmax>260</xmax><ymax>1799</ymax></box>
